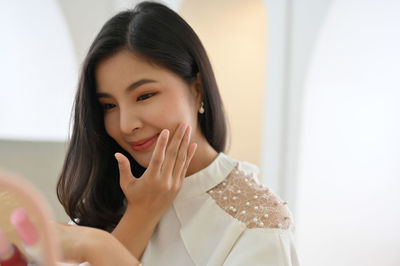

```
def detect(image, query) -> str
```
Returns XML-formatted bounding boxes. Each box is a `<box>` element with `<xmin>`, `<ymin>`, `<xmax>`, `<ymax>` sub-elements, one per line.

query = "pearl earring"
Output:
<box><xmin>199</xmin><ymin>101</ymin><xmax>205</xmax><ymax>114</ymax></box>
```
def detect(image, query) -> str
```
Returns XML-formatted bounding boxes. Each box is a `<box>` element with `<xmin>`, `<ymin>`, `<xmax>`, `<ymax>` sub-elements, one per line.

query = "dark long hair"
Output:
<box><xmin>57</xmin><ymin>1</ymin><xmax>227</xmax><ymax>231</ymax></box>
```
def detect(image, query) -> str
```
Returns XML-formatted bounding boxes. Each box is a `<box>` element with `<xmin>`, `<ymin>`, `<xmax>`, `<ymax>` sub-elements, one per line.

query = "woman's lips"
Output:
<box><xmin>130</xmin><ymin>134</ymin><xmax>158</xmax><ymax>151</ymax></box>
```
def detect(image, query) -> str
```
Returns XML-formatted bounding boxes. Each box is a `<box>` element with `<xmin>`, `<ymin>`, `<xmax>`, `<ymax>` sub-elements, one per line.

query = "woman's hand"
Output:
<box><xmin>115</xmin><ymin>122</ymin><xmax>197</xmax><ymax>215</ymax></box>
<box><xmin>54</xmin><ymin>222</ymin><xmax>140</xmax><ymax>265</ymax></box>
<box><xmin>112</xmin><ymin>122</ymin><xmax>197</xmax><ymax>259</ymax></box>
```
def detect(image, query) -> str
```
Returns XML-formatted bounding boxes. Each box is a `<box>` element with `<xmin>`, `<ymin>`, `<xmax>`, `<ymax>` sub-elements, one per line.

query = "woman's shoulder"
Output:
<box><xmin>207</xmin><ymin>160</ymin><xmax>293</xmax><ymax>230</ymax></box>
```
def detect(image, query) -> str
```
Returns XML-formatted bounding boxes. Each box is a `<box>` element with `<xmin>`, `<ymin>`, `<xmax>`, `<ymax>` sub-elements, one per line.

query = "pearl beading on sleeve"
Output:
<box><xmin>207</xmin><ymin>165</ymin><xmax>292</xmax><ymax>229</ymax></box>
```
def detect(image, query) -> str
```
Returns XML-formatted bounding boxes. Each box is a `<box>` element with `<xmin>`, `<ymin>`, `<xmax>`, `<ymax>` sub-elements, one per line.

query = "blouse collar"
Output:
<box><xmin>174</xmin><ymin>152</ymin><xmax>237</xmax><ymax>202</ymax></box>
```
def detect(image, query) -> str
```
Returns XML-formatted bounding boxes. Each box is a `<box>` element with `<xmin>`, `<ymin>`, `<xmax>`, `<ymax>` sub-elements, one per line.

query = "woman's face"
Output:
<box><xmin>95</xmin><ymin>49</ymin><xmax>202</xmax><ymax>168</ymax></box>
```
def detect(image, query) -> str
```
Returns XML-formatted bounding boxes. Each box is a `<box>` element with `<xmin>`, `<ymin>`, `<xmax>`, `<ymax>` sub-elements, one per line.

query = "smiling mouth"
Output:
<box><xmin>130</xmin><ymin>134</ymin><xmax>159</xmax><ymax>152</ymax></box>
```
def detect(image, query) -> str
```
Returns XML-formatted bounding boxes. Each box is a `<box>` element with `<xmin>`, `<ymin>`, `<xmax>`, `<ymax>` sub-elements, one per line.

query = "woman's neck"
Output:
<box><xmin>185</xmin><ymin>140</ymin><xmax>218</xmax><ymax>177</ymax></box>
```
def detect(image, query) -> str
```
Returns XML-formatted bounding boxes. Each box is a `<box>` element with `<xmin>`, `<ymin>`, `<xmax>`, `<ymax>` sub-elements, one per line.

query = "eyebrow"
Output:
<box><xmin>96</xmin><ymin>79</ymin><xmax>157</xmax><ymax>98</ymax></box>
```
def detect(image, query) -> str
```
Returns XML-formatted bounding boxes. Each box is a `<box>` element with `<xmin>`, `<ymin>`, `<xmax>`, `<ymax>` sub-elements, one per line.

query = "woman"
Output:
<box><xmin>57</xmin><ymin>2</ymin><xmax>299</xmax><ymax>265</ymax></box>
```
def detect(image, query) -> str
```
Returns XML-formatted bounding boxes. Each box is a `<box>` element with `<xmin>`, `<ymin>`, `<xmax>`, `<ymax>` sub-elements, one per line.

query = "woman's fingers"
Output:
<box><xmin>161</xmin><ymin>123</ymin><xmax>187</xmax><ymax>177</ymax></box>
<box><xmin>147</xmin><ymin>129</ymin><xmax>169</xmax><ymax>177</ymax></box>
<box><xmin>172</xmin><ymin>125</ymin><xmax>191</xmax><ymax>180</ymax></box>
<box><xmin>115</xmin><ymin>152</ymin><xmax>136</xmax><ymax>191</ymax></box>
<box><xmin>180</xmin><ymin>143</ymin><xmax>197</xmax><ymax>180</ymax></box>
<box><xmin>133</xmin><ymin>122</ymin><xmax>194</xmax><ymax>193</ymax></box>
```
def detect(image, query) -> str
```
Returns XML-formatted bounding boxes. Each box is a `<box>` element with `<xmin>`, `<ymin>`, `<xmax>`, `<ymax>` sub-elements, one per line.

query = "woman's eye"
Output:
<box><xmin>102</xmin><ymin>103</ymin><xmax>116</xmax><ymax>110</ymax></box>
<box><xmin>137</xmin><ymin>92</ymin><xmax>156</xmax><ymax>101</ymax></box>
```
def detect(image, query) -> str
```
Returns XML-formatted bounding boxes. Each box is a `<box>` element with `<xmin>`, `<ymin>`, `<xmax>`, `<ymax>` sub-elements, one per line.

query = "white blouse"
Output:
<box><xmin>141</xmin><ymin>153</ymin><xmax>299</xmax><ymax>266</ymax></box>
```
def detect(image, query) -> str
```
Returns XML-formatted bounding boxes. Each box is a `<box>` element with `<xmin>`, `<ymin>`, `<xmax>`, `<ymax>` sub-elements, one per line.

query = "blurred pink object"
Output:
<box><xmin>10</xmin><ymin>208</ymin><xmax>39</xmax><ymax>246</ymax></box>
<box><xmin>0</xmin><ymin>171</ymin><xmax>60</xmax><ymax>265</ymax></box>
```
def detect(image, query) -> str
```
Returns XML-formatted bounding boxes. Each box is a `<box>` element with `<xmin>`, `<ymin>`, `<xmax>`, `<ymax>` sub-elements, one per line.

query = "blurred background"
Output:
<box><xmin>0</xmin><ymin>0</ymin><xmax>399</xmax><ymax>265</ymax></box>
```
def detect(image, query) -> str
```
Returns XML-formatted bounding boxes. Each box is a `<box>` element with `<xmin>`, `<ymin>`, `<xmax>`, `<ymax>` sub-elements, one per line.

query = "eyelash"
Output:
<box><xmin>100</xmin><ymin>92</ymin><xmax>156</xmax><ymax>110</ymax></box>
<box><xmin>137</xmin><ymin>92</ymin><xmax>156</xmax><ymax>101</ymax></box>
<box><xmin>102</xmin><ymin>103</ymin><xmax>115</xmax><ymax>110</ymax></box>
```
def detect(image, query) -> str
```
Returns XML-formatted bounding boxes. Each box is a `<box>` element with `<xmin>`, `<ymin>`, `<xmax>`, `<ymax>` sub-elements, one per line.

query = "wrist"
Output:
<box><xmin>112</xmin><ymin>204</ymin><xmax>163</xmax><ymax>260</ymax></box>
<box><xmin>124</xmin><ymin>203</ymin><xmax>164</xmax><ymax>224</ymax></box>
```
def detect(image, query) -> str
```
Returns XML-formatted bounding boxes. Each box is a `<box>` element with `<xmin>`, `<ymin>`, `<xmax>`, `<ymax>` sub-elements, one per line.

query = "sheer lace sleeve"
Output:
<box><xmin>207</xmin><ymin>164</ymin><xmax>293</xmax><ymax>229</ymax></box>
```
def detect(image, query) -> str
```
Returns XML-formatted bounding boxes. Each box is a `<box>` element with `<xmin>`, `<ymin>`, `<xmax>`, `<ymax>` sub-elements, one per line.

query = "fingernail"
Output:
<box><xmin>162</xmin><ymin>129</ymin><xmax>169</xmax><ymax>138</ymax></box>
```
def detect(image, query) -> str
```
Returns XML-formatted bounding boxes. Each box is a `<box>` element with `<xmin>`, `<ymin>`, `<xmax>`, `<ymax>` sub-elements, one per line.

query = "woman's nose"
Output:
<box><xmin>119</xmin><ymin>107</ymin><xmax>141</xmax><ymax>135</ymax></box>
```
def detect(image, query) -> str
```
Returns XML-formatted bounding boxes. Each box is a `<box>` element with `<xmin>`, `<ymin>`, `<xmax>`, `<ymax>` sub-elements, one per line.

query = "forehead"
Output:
<box><xmin>95</xmin><ymin>49</ymin><xmax>182</xmax><ymax>93</ymax></box>
<box><xmin>95</xmin><ymin>50</ymin><xmax>154</xmax><ymax>88</ymax></box>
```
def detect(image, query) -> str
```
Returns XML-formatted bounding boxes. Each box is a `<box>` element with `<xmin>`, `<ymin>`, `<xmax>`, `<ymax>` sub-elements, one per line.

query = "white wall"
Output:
<box><xmin>262</xmin><ymin>0</ymin><xmax>332</xmax><ymax>214</ymax></box>
<box><xmin>0</xmin><ymin>0</ymin><xmax>77</xmax><ymax>141</ymax></box>
<box><xmin>296</xmin><ymin>0</ymin><xmax>400</xmax><ymax>265</ymax></box>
